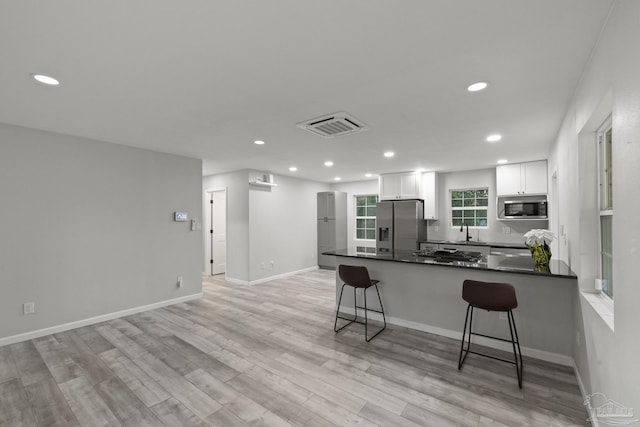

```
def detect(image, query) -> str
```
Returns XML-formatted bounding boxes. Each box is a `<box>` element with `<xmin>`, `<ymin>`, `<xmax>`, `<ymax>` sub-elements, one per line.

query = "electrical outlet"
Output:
<box><xmin>499</xmin><ymin>312</ymin><xmax>507</xmax><ymax>320</ymax></box>
<box><xmin>23</xmin><ymin>302</ymin><xmax>35</xmax><ymax>315</ymax></box>
<box><xmin>177</xmin><ymin>276</ymin><xmax>183</xmax><ymax>288</ymax></box>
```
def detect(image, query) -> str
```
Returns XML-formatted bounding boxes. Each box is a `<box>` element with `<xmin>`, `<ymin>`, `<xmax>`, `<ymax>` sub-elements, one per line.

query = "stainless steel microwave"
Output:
<box><xmin>503</xmin><ymin>199</ymin><xmax>547</xmax><ymax>219</ymax></box>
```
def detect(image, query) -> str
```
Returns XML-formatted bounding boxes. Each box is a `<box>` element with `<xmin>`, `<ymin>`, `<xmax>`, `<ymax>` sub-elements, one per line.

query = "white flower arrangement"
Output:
<box><xmin>523</xmin><ymin>229</ymin><xmax>555</xmax><ymax>246</ymax></box>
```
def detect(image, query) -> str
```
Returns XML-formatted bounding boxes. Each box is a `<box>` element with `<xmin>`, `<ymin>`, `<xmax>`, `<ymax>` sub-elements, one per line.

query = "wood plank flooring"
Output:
<box><xmin>0</xmin><ymin>270</ymin><xmax>589</xmax><ymax>426</ymax></box>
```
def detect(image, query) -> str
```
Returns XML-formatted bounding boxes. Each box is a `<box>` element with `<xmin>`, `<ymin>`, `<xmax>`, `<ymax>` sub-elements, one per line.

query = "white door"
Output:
<box><xmin>209</xmin><ymin>190</ymin><xmax>227</xmax><ymax>275</ymax></box>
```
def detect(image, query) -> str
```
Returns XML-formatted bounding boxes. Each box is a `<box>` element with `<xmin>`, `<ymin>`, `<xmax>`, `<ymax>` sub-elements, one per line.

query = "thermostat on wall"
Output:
<box><xmin>174</xmin><ymin>212</ymin><xmax>188</xmax><ymax>222</ymax></box>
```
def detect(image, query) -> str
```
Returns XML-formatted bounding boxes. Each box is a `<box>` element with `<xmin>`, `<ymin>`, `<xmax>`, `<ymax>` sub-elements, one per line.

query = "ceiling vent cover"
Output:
<box><xmin>297</xmin><ymin>112</ymin><xmax>368</xmax><ymax>138</ymax></box>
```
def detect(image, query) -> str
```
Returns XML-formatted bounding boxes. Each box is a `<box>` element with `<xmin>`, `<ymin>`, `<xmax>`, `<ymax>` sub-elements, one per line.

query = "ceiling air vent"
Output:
<box><xmin>296</xmin><ymin>112</ymin><xmax>368</xmax><ymax>138</ymax></box>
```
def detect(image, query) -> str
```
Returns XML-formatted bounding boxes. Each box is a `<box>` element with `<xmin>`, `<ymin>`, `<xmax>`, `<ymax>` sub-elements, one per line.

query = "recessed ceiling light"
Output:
<box><xmin>497</xmin><ymin>159</ymin><xmax>508</xmax><ymax>164</ymax></box>
<box><xmin>324</xmin><ymin>161</ymin><xmax>334</xmax><ymax>167</ymax></box>
<box><xmin>289</xmin><ymin>166</ymin><xmax>297</xmax><ymax>172</ymax></box>
<box><xmin>486</xmin><ymin>134</ymin><xmax>502</xmax><ymax>142</ymax></box>
<box><xmin>254</xmin><ymin>140</ymin><xmax>265</xmax><ymax>145</ymax></box>
<box><xmin>365</xmin><ymin>173</ymin><xmax>373</xmax><ymax>178</ymax></box>
<box><xmin>334</xmin><ymin>177</ymin><xmax>341</xmax><ymax>181</ymax></box>
<box><xmin>383</xmin><ymin>151</ymin><xmax>395</xmax><ymax>158</ymax></box>
<box><xmin>31</xmin><ymin>73</ymin><xmax>60</xmax><ymax>86</ymax></box>
<box><xmin>467</xmin><ymin>81</ymin><xmax>487</xmax><ymax>92</ymax></box>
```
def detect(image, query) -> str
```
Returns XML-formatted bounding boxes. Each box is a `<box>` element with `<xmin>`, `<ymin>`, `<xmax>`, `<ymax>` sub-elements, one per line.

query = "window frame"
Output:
<box><xmin>597</xmin><ymin>116</ymin><xmax>613</xmax><ymax>299</ymax></box>
<box><xmin>449</xmin><ymin>188</ymin><xmax>489</xmax><ymax>228</ymax></box>
<box><xmin>354</xmin><ymin>194</ymin><xmax>378</xmax><ymax>241</ymax></box>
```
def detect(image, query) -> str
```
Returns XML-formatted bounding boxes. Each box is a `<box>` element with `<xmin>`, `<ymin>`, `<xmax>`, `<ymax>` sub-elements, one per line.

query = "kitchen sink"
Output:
<box><xmin>437</xmin><ymin>240</ymin><xmax>489</xmax><ymax>246</ymax></box>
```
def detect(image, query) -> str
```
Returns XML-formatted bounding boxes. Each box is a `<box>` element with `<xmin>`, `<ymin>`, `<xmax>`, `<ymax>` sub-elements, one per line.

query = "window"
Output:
<box><xmin>355</xmin><ymin>195</ymin><xmax>378</xmax><ymax>240</ymax></box>
<box><xmin>598</xmin><ymin>117</ymin><xmax>613</xmax><ymax>298</ymax></box>
<box><xmin>450</xmin><ymin>189</ymin><xmax>488</xmax><ymax>227</ymax></box>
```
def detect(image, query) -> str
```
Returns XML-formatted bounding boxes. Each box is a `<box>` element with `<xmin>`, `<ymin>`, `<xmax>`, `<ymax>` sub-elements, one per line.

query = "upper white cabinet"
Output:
<box><xmin>421</xmin><ymin>171</ymin><xmax>439</xmax><ymax>220</ymax></box>
<box><xmin>379</xmin><ymin>172</ymin><xmax>421</xmax><ymax>200</ymax></box>
<box><xmin>522</xmin><ymin>161</ymin><xmax>548</xmax><ymax>194</ymax></box>
<box><xmin>496</xmin><ymin>160</ymin><xmax>547</xmax><ymax>196</ymax></box>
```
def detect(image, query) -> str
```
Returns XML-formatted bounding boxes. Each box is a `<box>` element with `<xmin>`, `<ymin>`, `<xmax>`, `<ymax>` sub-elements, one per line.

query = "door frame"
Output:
<box><xmin>204</xmin><ymin>187</ymin><xmax>228</xmax><ymax>276</ymax></box>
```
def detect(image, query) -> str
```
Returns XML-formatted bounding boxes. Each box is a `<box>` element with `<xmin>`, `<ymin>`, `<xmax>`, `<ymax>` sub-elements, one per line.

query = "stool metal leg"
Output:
<box><xmin>364</xmin><ymin>285</ymin><xmax>368</xmax><ymax>340</ymax></box>
<box><xmin>458</xmin><ymin>304</ymin><xmax>524</xmax><ymax>388</ymax></box>
<box><xmin>334</xmin><ymin>282</ymin><xmax>387</xmax><ymax>342</ymax></box>
<box><xmin>334</xmin><ymin>284</ymin><xmax>357</xmax><ymax>332</ymax></box>
<box><xmin>507</xmin><ymin>310</ymin><xmax>523</xmax><ymax>388</ymax></box>
<box><xmin>458</xmin><ymin>304</ymin><xmax>472</xmax><ymax>369</ymax></box>
<box><xmin>364</xmin><ymin>283</ymin><xmax>387</xmax><ymax>342</ymax></box>
<box><xmin>374</xmin><ymin>284</ymin><xmax>387</xmax><ymax>329</ymax></box>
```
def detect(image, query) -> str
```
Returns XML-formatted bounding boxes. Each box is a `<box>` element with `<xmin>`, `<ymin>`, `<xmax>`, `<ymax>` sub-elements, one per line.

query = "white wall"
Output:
<box><xmin>203</xmin><ymin>170</ymin><xmax>329</xmax><ymax>284</ymax></box>
<box><xmin>427</xmin><ymin>168</ymin><xmax>548</xmax><ymax>244</ymax></box>
<box><xmin>249</xmin><ymin>171</ymin><xmax>328</xmax><ymax>281</ymax></box>
<box><xmin>0</xmin><ymin>123</ymin><xmax>203</xmax><ymax>342</ymax></box>
<box><xmin>549</xmin><ymin>0</ymin><xmax>640</xmax><ymax>414</ymax></box>
<box><xmin>331</xmin><ymin>179</ymin><xmax>379</xmax><ymax>250</ymax></box>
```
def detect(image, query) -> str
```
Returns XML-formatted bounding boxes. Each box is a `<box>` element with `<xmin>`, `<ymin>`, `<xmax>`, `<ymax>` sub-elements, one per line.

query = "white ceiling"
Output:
<box><xmin>0</xmin><ymin>1</ymin><xmax>613</xmax><ymax>183</ymax></box>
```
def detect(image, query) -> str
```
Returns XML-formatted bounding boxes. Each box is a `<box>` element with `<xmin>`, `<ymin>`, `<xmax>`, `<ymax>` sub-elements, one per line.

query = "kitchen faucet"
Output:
<box><xmin>460</xmin><ymin>224</ymin><xmax>471</xmax><ymax>242</ymax></box>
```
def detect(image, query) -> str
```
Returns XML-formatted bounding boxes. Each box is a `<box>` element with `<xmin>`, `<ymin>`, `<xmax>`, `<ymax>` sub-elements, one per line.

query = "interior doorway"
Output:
<box><xmin>205</xmin><ymin>189</ymin><xmax>227</xmax><ymax>275</ymax></box>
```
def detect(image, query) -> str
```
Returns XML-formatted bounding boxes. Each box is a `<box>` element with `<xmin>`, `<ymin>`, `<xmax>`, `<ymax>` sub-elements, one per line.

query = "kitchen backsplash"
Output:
<box><xmin>426</xmin><ymin>219</ymin><xmax>550</xmax><ymax>245</ymax></box>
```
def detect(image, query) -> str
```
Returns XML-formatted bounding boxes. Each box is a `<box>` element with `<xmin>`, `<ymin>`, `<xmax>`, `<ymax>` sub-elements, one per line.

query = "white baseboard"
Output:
<box><xmin>0</xmin><ymin>292</ymin><xmax>203</xmax><ymax>348</ymax></box>
<box><xmin>573</xmin><ymin>360</ymin><xmax>596</xmax><ymax>426</ymax></box>
<box><xmin>337</xmin><ymin>307</ymin><xmax>574</xmax><ymax>366</ymax></box>
<box><xmin>225</xmin><ymin>276</ymin><xmax>250</xmax><ymax>285</ymax></box>
<box><xmin>226</xmin><ymin>266</ymin><xmax>320</xmax><ymax>286</ymax></box>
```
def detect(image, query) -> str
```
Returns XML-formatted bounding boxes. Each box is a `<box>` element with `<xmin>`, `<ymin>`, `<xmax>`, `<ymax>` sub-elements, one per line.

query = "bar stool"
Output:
<box><xmin>334</xmin><ymin>264</ymin><xmax>387</xmax><ymax>342</ymax></box>
<box><xmin>457</xmin><ymin>279</ymin><xmax>523</xmax><ymax>388</ymax></box>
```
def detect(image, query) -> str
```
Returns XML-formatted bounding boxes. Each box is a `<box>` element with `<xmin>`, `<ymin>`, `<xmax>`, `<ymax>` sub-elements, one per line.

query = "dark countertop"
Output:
<box><xmin>420</xmin><ymin>240</ymin><xmax>529</xmax><ymax>249</ymax></box>
<box><xmin>324</xmin><ymin>248</ymin><xmax>577</xmax><ymax>279</ymax></box>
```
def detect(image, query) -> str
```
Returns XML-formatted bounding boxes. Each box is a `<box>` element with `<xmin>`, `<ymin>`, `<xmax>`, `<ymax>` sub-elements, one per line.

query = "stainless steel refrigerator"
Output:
<box><xmin>376</xmin><ymin>199</ymin><xmax>427</xmax><ymax>254</ymax></box>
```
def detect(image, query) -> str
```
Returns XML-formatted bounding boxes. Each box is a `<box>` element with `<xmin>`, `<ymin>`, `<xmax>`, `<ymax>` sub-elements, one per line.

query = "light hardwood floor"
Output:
<box><xmin>0</xmin><ymin>270</ymin><xmax>588</xmax><ymax>426</ymax></box>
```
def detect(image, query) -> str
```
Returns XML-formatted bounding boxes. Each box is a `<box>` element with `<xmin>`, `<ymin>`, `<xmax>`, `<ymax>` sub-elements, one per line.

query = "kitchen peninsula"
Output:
<box><xmin>325</xmin><ymin>248</ymin><xmax>577</xmax><ymax>365</ymax></box>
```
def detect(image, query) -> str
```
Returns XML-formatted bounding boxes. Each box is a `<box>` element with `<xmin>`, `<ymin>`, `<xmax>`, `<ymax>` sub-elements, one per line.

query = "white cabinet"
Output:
<box><xmin>421</xmin><ymin>171</ymin><xmax>439</xmax><ymax>220</ymax></box>
<box><xmin>379</xmin><ymin>172</ymin><xmax>421</xmax><ymax>200</ymax></box>
<box><xmin>496</xmin><ymin>160</ymin><xmax>547</xmax><ymax>196</ymax></box>
<box><xmin>522</xmin><ymin>161</ymin><xmax>548</xmax><ymax>194</ymax></box>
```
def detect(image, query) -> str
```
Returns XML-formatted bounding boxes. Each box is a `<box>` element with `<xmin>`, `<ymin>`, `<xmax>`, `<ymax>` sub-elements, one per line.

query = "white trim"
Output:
<box><xmin>226</xmin><ymin>266</ymin><xmax>320</xmax><ymax>286</ymax></box>
<box><xmin>250</xmin><ymin>266</ymin><xmax>319</xmax><ymax>285</ymax></box>
<box><xmin>0</xmin><ymin>292</ymin><xmax>202</xmax><ymax>348</ymax></box>
<box><xmin>581</xmin><ymin>291</ymin><xmax>614</xmax><ymax>331</ymax></box>
<box><xmin>336</xmin><ymin>307</ymin><xmax>574</xmax><ymax>366</ymax></box>
<box><xmin>225</xmin><ymin>277</ymin><xmax>250</xmax><ymax>285</ymax></box>
<box><xmin>354</xmin><ymin>194</ymin><xmax>378</xmax><ymax>241</ymax></box>
<box><xmin>572</xmin><ymin>360</ymin><xmax>595</xmax><ymax>426</ymax></box>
